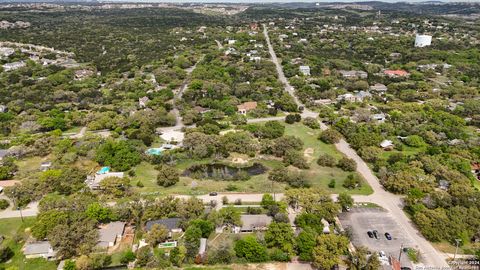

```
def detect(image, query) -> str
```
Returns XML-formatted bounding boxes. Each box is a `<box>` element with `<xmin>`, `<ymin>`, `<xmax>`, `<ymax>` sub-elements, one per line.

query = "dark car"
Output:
<box><xmin>209</xmin><ymin>192</ymin><xmax>218</xmax><ymax>196</ymax></box>
<box><xmin>401</xmin><ymin>268</ymin><xmax>412</xmax><ymax>270</ymax></box>
<box><xmin>367</xmin><ymin>231</ymin><xmax>374</xmax><ymax>238</ymax></box>
<box><xmin>385</xmin><ymin>232</ymin><xmax>392</xmax><ymax>240</ymax></box>
<box><xmin>373</xmin><ymin>230</ymin><xmax>379</xmax><ymax>239</ymax></box>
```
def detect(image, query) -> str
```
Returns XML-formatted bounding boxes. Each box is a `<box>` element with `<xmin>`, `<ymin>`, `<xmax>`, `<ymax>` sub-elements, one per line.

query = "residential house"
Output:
<box><xmin>40</xmin><ymin>161</ymin><xmax>52</xmax><ymax>171</ymax></box>
<box><xmin>336</xmin><ymin>93</ymin><xmax>357</xmax><ymax>103</ymax></box>
<box><xmin>438</xmin><ymin>180</ymin><xmax>450</xmax><ymax>191</ymax></box>
<box><xmin>0</xmin><ymin>47</ymin><xmax>14</xmax><ymax>58</ymax></box>
<box><xmin>227</xmin><ymin>39</ymin><xmax>236</xmax><ymax>45</ymax></box>
<box><xmin>371</xmin><ymin>113</ymin><xmax>386</xmax><ymax>123</ymax></box>
<box><xmin>321</xmin><ymin>219</ymin><xmax>330</xmax><ymax>234</ymax></box>
<box><xmin>193</xmin><ymin>106</ymin><xmax>211</xmax><ymax>114</ymax></box>
<box><xmin>380</xmin><ymin>140</ymin><xmax>394</xmax><ymax>150</ymax></box>
<box><xmin>250</xmin><ymin>56</ymin><xmax>261</xmax><ymax>63</ymax></box>
<box><xmin>138</xmin><ymin>96</ymin><xmax>150</xmax><ymax>108</ymax></box>
<box><xmin>383</xmin><ymin>69</ymin><xmax>409</xmax><ymax>78</ymax></box>
<box><xmin>97</xmin><ymin>221</ymin><xmax>126</xmax><ymax>248</ymax></box>
<box><xmin>369</xmin><ymin>83</ymin><xmax>387</xmax><ymax>93</ymax></box>
<box><xmin>298</xmin><ymin>38</ymin><xmax>308</xmax><ymax>43</ymax></box>
<box><xmin>417</xmin><ymin>64</ymin><xmax>438</xmax><ymax>71</ymax></box>
<box><xmin>471</xmin><ymin>163</ymin><xmax>480</xmax><ymax>180</ymax></box>
<box><xmin>23</xmin><ymin>241</ymin><xmax>56</xmax><ymax>259</ymax></box>
<box><xmin>0</xmin><ymin>149</ymin><xmax>8</xmax><ymax>161</ymax></box>
<box><xmin>237</xmin><ymin>101</ymin><xmax>257</xmax><ymax>115</ymax></box>
<box><xmin>389</xmin><ymin>52</ymin><xmax>402</xmax><ymax>59</ymax></box>
<box><xmin>313</xmin><ymin>99</ymin><xmax>334</xmax><ymax>106</ymax></box>
<box><xmin>0</xmin><ymin>105</ymin><xmax>6</xmax><ymax>113</ymax></box>
<box><xmin>238</xmin><ymin>214</ymin><xmax>272</xmax><ymax>233</ymax></box>
<box><xmin>355</xmin><ymin>91</ymin><xmax>371</xmax><ymax>101</ymax></box>
<box><xmin>198</xmin><ymin>238</ymin><xmax>207</xmax><ymax>256</ymax></box>
<box><xmin>299</xmin><ymin>65</ymin><xmax>311</xmax><ymax>76</ymax></box>
<box><xmin>86</xmin><ymin>172</ymin><xmax>125</xmax><ymax>190</ymax></box>
<box><xmin>74</xmin><ymin>69</ymin><xmax>94</xmax><ymax>81</ymax></box>
<box><xmin>338</xmin><ymin>70</ymin><xmax>368</xmax><ymax>79</ymax></box>
<box><xmin>2</xmin><ymin>61</ymin><xmax>25</xmax><ymax>72</ymax></box>
<box><xmin>145</xmin><ymin>218</ymin><xmax>183</xmax><ymax>235</ymax></box>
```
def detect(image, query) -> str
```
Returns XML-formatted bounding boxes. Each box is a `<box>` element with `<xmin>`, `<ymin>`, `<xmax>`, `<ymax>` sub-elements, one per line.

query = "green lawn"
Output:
<box><xmin>130</xmin><ymin>122</ymin><xmax>373</xmax><ymax>196</ymax></box>
<box><xmin>0</xmin><ymin>217</ymin><xmax>57</xmax><ymax>270</ymax></box>
<box><xmin>13</xmin><ymin>156</ymin><xmax>45</xmax><ymax>181</ymax></box>
<box><xmin>284</xmin><ymin>123</ymin><xmax>373</xmax><ymax>195</ymax></box>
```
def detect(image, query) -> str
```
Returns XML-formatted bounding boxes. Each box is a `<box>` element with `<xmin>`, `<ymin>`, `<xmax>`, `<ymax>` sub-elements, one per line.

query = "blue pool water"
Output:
<box><xmin>146</xmin><ymin>148</ymin><xmax>163</xmax><ymax>155</ymax></box>
<box><xmin>97</xmin><ymin>166</ymin><xmax>110</xmax><ymax>174</ymax></box>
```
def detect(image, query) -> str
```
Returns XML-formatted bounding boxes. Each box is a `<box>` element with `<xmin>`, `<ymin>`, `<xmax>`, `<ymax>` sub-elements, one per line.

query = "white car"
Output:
<box><xmin>0</xmin><ymin>186</ymin><xmax>3</xmax><ymax>194</ymax></box>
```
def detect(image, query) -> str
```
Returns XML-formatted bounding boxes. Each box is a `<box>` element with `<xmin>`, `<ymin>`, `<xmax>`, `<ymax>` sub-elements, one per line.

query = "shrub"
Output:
<box><xmin>0</xmin><ymin>246</ymin><xmax>13</xmax><ymax>263</ymax></box>
<box><xmin>317</xmin><ymin>154</ymin><xmax>336</xmax><ymax>167</ymax></box>
<box><xmin>269</xmin><ymin>248</ymin><xmax>290</xmax><ymax>262</ymax></box>
<box><xmin>226</xmin><ymin>184</ymin><xmax>238</xmax><ymax>191</ymax></box>
<box><xmin>156</xmin><ymin>165</ymin><xmax>179</xmax><ymax>187</ymax></box>
<box><xmin>283</xmin><ymin>150</ymin><xmax>309</xmax><ymax>169</ymax></box>
<box><xmin>302</xmin><ymin>117</ymin><xmax>320</xmax><ymax>129</ymax></box>
<box><xmin>120</xmin><ymin>250</ymin><xmax>136</xmax><ymax>264</ymax></box>
<box><xmin>343</xmin><ymin>174</ymin><xmax>360</xmax><ymax>189</ymax></box>
<box><xmin>337</xmin><ymin>157</ymin><xmax>357</xmax><ymax>171</ymax></box>
<box><xmin>285</xmin><ymin>114</ymin><xmax>301</xmax><ymax>124</ymax></box>
<box><xmin>319</xmin><ymin>129</ymin><xmax>342</xmax><ymax>144</ymax></box>
<box><xmin>0</xmin><ymin>199</ymin><xmax>9</xmax><ymax>210</ymax></box>
<box><xmin>328</xmin><ymin>179</ymin><xmax>336</xmax><ymax>188</ymax></box>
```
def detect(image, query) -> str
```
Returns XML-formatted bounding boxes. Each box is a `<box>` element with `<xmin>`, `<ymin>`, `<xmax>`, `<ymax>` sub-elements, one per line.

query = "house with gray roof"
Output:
<box><xmin>23</xmin><ymin>241</ymin><xmax>56</xmax><ymax>259</ymax></box>
<box><xmin>97</xmin><ymin>221</ymin><xmax>126</xmax><ymax>248</ymax></box>
<box><xmin>0</xmin><ymin>149</ymin><xmax>8</xmax><ymax>161</ymax></box>
<box><xmin>239</xmin><ymin>214</ymin><xmax>272</xmax><ymax>232</ymax></box>
<box><xmin>145</xmin><ymin>218</ymin><xmax>182</xmax><ymax>233</ymax></box>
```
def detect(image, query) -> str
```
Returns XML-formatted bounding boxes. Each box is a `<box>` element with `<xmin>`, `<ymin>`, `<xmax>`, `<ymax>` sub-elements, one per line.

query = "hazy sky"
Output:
<box><xmin>98</xmin><ymin>0</ymin><xmax>479</xmax><ymax>3</ymax></box>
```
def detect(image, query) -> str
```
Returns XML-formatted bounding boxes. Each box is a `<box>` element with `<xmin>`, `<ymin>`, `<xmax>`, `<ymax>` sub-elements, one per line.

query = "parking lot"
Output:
<box><xmin>339</xmin><ymin>207</ymin><xmax>415</xmax><ymax>268</ymax></box>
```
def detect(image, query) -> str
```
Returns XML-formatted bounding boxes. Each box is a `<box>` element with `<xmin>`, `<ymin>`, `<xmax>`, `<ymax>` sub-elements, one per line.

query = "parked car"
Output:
<box><xmin>385</xmin><ymin>232</ymin><xmax>392</xmax><ymax>240</ymax></box>
<box><xmin>373</xmin><ymin>230</ymin><xmax>379</xmax><ymax>239</ymax></box>
<box><xmin>367</xmin><ymin>231</ymin><xmax>374</xmax><ymax>238</ymax></box>
<box><xmin>209</xmin><ymin>192</ymin><xmax>218</xmax><ymax>196</ymax></box>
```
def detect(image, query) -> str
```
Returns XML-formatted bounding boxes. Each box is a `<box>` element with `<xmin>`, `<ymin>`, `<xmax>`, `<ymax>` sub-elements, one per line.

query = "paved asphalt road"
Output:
<box><xmin>263</xmin><ymin>24</ymin><xmax>449</xmax><ymax>269</ymax></box>
<box><xmin>0</xmin><ymin>26</ymin><xmax>450</xmax><ymax>269</ymax></box>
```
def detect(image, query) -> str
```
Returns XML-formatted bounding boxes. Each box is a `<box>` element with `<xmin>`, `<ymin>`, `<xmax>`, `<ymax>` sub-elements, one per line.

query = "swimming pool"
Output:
<box><xmin>146</xmin><ymin>148</ymin><xmax>163</xmax><ymax>155</ymax></box>
<box><xmin>97</xmin><ymin>166</ymin><xmax>110</xmax><ymax>174</ymax></box>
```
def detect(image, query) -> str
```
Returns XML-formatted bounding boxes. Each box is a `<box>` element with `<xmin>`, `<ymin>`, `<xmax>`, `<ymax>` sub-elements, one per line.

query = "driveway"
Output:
<box><xmin>339</xmin><ymin>208</ymin><xmax>414</xmax><ymax>268</ymax></box>
<box><xmin>262</xmin><ymin>25</ymin><xmax>449</xmax><ymax>268</ymax></box>
<box><xmin>0</xmin><ymin>201</ymin><xmax>39</xmax><ymax>219</ymax></box>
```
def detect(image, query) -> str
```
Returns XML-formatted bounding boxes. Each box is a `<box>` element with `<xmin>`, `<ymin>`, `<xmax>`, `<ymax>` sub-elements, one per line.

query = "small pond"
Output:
<box><xmin>183</xmin><ymin>162</ymin><xmax>267</xmax><ymax>180</ymax></box>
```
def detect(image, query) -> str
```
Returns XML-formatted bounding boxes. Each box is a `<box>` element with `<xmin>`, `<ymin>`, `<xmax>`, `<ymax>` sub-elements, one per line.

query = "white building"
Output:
<box><xmin>415</xmin><ymin>34</ymin><xmax>432</xmax><ymax>48</ymax></box>
<box><xmin>2</xmin><ymin>61</ymin><xmax>26</xmax><ymax>71</ymax></box>
<box><xmin>24</xmin><ymin>241</ymin><xmax>56</xmax><ymax>259</ymax></box>
<box><xmin>86</xmin><ymin>172</ymin><xmax>125</xmax><ymax>190</ymax></box>
<box><xmin>299</xmin><ymin>65</ymin><xmax>311</xmax><ymax>76</ymax></box>
<box><xmin>97</xmin><ymin>221</ymin><xmax>126</xmax><ymax>248</ymax></box>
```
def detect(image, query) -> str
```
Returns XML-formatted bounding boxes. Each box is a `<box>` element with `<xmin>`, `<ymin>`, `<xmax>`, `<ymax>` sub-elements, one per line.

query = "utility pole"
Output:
<box><xmin>453</xmin><ymin>239</ymin><xmax>461</xmax><ymax>260</ymax></box>
<box><xmin>10</xmin><ymin>192</ymin><xmax>24</xmax><ymax>223</ymax></box>
<box><xmin>398</xmin><ymin>243</ymin><xmax>404</xmax><ymax>262</ymax></box>
<box><xmin>272</xmin><ymin>179</ymin><xmax>276</xmax><ymax>201</ymax></box>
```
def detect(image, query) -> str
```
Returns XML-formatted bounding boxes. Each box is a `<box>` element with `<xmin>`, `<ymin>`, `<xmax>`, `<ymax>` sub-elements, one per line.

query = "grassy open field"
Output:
<box><xmin>131</xmin><ymin>122</ymin><xmax>373</xmax><ymax>196</ymax></box>
<box><xmin>0</xmin><ymin>217</ymin><xmax>57</xmax><ymax>270</ymax></box>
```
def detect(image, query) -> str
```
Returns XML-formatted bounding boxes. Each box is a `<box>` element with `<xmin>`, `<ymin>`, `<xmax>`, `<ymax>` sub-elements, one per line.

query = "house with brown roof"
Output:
<box><xmin>383</xmin><ymin>69</ymin><xmax>409</xmax><ymax>78</ymax></box>
<box><xmin>237</xmin><ymin>102</ymin><xmax>257</xmax><ymax>115</ymax></box>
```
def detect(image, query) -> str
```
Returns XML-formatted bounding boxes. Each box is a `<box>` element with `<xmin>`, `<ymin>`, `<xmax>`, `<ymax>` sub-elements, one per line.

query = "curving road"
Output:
<box><xmin>262</xmin><ymin>24</ymin><xmax>449</xmax><ymax>268</ymax></box>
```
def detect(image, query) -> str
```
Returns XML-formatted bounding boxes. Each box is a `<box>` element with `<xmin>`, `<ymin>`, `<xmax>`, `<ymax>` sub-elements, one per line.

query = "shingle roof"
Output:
<box><xmin>24</xmin><ymin>241</ymin><xmax>53</xmax><ymax>255</ymax></box>
<box><xmin>0</xmin><ymin>149</ymin><xmax>8</xmax><ymax>158</ymax></box>
<box><xmin>240</xmin><ymin>214</ymin><xmax>272</xmax><ymax>231</ymax></box>
<box><xmin>145</xmin><ymin>218</ymin><xmax>182</xmax><ymax>231</ymax></box>
<box><xmin>98</xmin><ymin>221</ymin><xmax>125</xmax><ymax>245</ymax></box>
